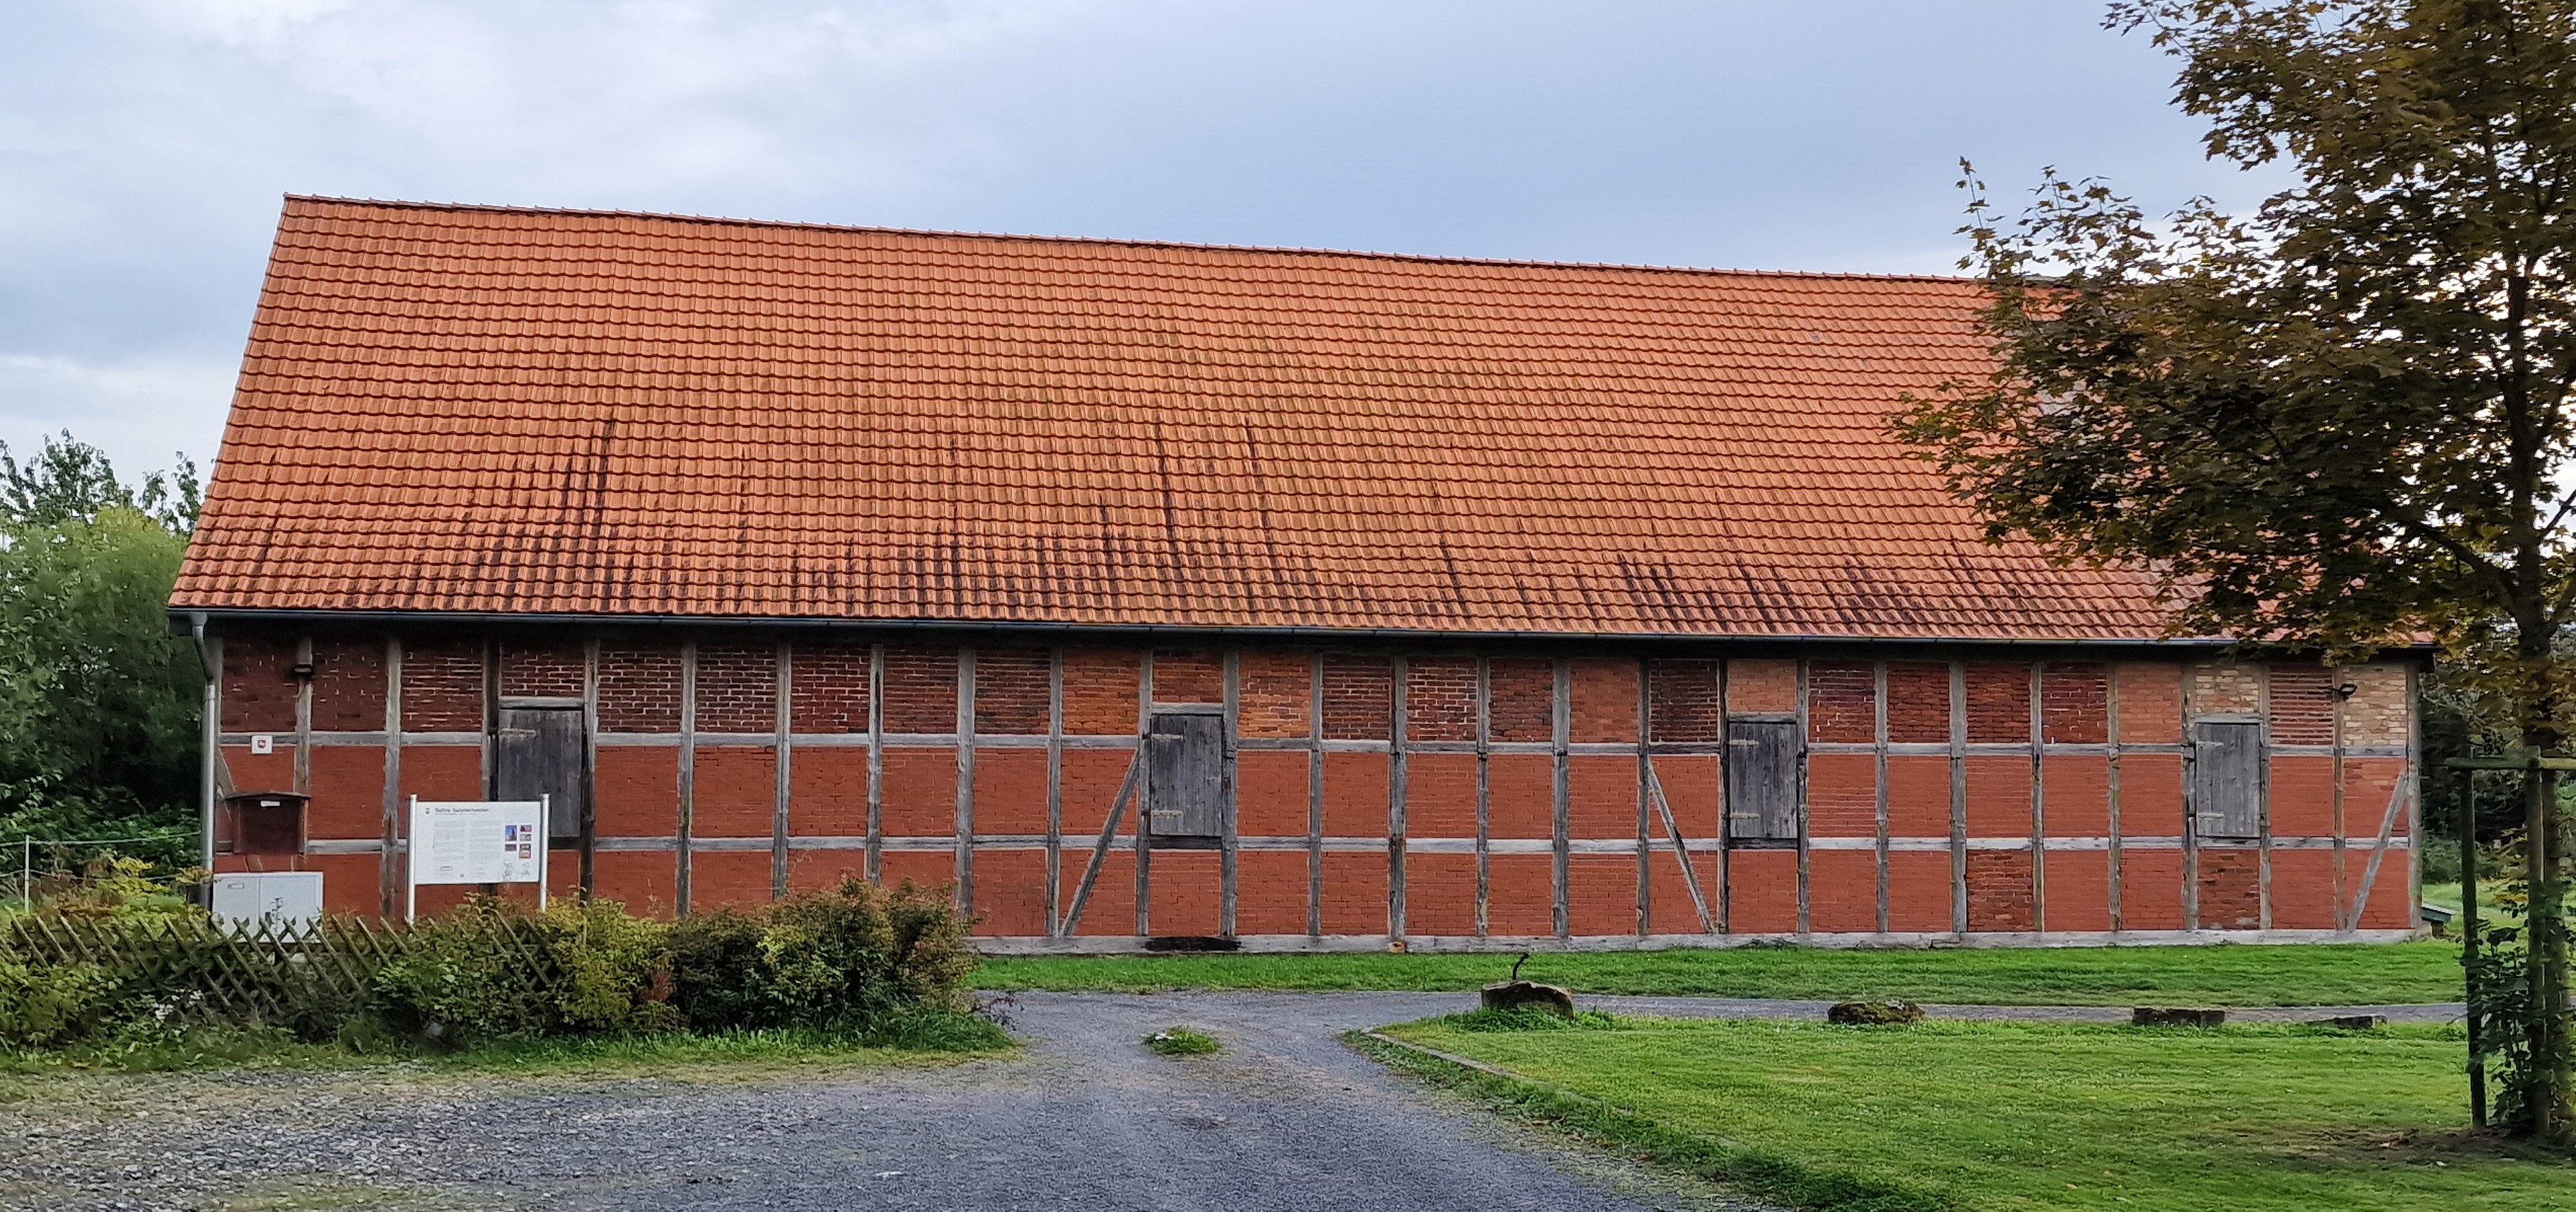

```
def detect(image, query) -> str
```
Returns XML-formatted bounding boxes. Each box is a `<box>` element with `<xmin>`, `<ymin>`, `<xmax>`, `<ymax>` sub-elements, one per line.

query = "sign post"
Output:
<box><xmin>407</xmin><ymin>796</ymin><xmax>549</xmax><ymax>922</ymax></box>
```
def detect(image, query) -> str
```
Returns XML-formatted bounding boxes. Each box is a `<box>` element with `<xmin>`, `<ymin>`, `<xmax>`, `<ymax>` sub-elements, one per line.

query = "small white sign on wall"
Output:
<box><xmin>407</xmin><ymin>796</ymin><xmax>548</xmax><ymax>921</ymax></box>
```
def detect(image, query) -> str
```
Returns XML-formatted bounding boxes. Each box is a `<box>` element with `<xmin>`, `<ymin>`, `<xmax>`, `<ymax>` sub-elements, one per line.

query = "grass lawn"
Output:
<box><xmin>1382</xmin><ymin>1015</ymin><xmax>2570</xmax><ymax>1212</ymax></box>
<box><xmin>2420</xmin><ymin>880</ymin><xmax>2523</xmax><ymax>922</ymax></box>
<box><xmin>981</xmin><ymin>941</ymin><xmax>2466</xmax><ymax>1006</ymax></box>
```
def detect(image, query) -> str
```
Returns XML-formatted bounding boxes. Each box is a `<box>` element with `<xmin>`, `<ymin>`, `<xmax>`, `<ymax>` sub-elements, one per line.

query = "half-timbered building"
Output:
<box><xmin>170</xmin><ymin>197</ymin><xmax>2423</xmax><ymax>948</ymax></box>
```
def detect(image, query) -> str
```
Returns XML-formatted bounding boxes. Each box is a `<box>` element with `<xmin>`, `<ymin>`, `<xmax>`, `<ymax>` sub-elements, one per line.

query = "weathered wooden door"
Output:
<box><xmin>496</xmin><ymin>705</ymin><xmax>588</xmax><ymax>841</ymax></box>
<box><xmin>1143</xmin><ymin>709</ymin><xmax>1228</xmax><ymax>840</ymax></box>
<box><xmin>1725</xmin><ymin>718</ymin><xmax>1802</xmax><ymax>843</ymax></box>
<box><xmin>2190</xmin><ymin>720</ymin><xmax>2263</xmax><ymax>841</ymax></box>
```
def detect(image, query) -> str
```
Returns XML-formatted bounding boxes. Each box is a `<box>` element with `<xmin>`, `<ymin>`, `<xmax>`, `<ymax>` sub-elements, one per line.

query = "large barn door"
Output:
<box><xmin>496</xmin><ymin>705</ymin><xmax>588</xmax><ymax>843</ymax></box>
<box><xmin>1143</xmin><ymin>709</ymin><xmax>1228</xmax><ymax>841</ymax></box>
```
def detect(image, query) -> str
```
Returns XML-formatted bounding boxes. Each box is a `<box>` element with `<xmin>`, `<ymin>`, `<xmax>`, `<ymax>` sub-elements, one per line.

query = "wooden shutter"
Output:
<box><xmin>1144</xmin><ymin>711</ymin><xmax>1228</xmax><ymax>838</ymax></box>
<box><xmin>1725</xmin><ymin>718</ymin><xmax>1802</xmax><ymax>841</ymax></box>
<box><xmin>496</xmin><ymin>706</ymin><xmax>587</xmax><ymax>840</ymax></box>
<box><xmin>2190</xmin><ymin>720</ymin><xmax>2263</xmax><ymax>840</ymax></box>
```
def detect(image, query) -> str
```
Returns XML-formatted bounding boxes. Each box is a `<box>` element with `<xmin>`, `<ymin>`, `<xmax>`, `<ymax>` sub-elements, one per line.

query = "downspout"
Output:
<box><xmin>189</xmin><ymin>612</ymin><xmax>218</xmax><ymax>870</ymax></box>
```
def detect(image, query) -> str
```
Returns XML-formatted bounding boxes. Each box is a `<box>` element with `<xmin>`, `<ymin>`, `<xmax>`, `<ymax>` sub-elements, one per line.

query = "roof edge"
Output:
<box><xmin>279</xmin><ymin>194</ymin><xmax>1981</xmax><ymax>286</ymax></box>
<box><xmin>169</xmin><ymin>605</ymin><xmax>2242</xmax><ymax>651</ymax></box>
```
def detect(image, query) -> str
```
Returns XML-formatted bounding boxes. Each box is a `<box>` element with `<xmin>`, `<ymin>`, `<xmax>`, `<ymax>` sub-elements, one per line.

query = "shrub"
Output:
<box><xmin>667</xmin><ymin>878</ymin><xmax>978</xmax><ymax>1032</ymax></box>
<box><xmin>544</xmin><ymin>897</ymin><xmax>678</xmax><ymax>1034</ymax></box>
<box><xmin>21</xmin><ymin>856</ymin><xmax>201</xmax><ymax>921</ymax></box>
<box><xmin>373</xmin><ymin>896</ymin><xmax>677</xmax><ymax>1044</ymax></box>
<box><xmin>4</xmin><ymin>877</ymin><xmax>984</xmax><ymax>1056</ymax></box>
<box><xmin>0</xmin><ymin>947</ymin><xmax>118</xmax><ymax>1047</ymax></box>
<box><xmin>372</xmin><ymin>899</ymin><xmax>566</xmax><ymax>1043</ymax></box>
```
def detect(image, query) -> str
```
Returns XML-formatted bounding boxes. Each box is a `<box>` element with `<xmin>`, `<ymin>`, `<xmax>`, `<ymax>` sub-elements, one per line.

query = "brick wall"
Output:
<box><xmin>211</xmin><ymin>625</ymin><xmax>2422</xmax><ymax>944</ymax></box>
<box><xmin>694</xmin><ymin>643</ymin><xmax>777</xmax><ymax>733</ymax></box>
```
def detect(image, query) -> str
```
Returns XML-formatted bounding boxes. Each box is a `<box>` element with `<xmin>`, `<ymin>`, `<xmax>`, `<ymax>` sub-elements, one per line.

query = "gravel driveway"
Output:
<box><xmin>0</xmin><ymin>991</ymin><xmax>2461</xmax><ymax>1212</ymax></box>
<box><xmin>0</xmin><ymin>991</ymin><xmax>1771</xmax><ymax>1212</ymax></box>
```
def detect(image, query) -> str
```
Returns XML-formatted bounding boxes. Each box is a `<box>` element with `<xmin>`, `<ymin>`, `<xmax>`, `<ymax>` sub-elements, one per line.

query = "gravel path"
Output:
<box><xmin>0</xmin><ymin>992</ymin><xmax>2463</xmax><ymax>1212</ymax></box>
<box><xmin>0</xmin><ymin>991</ymin><xmax>1763</xmax><ymax>1212</ymax></box>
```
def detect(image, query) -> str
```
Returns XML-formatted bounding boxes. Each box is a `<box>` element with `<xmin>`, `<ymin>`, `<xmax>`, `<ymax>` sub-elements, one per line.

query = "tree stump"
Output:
<box><xmin>1481</xmin><ymin>980</ymin><xmax>1576</xmax><ymax>1018</ymax></box>
<box><xmin>1826</xmin><ymin>999</ymin><xmax>1925</xmax><ymax>1025</ymax></box>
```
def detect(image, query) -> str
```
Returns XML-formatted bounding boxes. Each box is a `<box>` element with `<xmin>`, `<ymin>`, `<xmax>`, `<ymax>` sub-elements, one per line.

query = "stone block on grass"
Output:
<box><xmin>1826</xmin><ymin>1000</ymin><xmax>1926</xmax><ymax>1025</ymax></box>
<box><xmin>2132</xmin><ymin>1007</ymin><xmax>2227</xmax><ymax>1027</ymax></box>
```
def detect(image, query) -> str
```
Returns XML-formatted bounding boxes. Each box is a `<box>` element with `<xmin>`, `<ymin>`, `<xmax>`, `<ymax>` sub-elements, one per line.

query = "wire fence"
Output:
<box><xmin>5</xmin><ymin>833</ymin><xmax>201</xmax><ymax>905</ymax></box>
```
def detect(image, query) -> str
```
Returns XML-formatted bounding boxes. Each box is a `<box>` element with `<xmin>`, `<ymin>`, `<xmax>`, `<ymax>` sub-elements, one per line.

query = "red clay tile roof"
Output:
<box><xmin>172</xmin><ymin>197</ymin><xmax>2180</xmax><ymax>641</ymax></box>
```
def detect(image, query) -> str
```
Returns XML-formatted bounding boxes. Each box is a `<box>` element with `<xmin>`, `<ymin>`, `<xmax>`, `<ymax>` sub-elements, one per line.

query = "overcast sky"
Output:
<box><xmin>4</xmin><ymin>1</ymin><xmax>2272</xmax><ymax>478</ymax></box>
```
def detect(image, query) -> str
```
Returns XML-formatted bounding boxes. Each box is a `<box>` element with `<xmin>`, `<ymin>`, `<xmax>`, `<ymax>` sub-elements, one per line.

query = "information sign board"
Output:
<box><xmin>407</xmin><ymin>797</ymin><xmax>549</xmax><ymax>920</ymax></box>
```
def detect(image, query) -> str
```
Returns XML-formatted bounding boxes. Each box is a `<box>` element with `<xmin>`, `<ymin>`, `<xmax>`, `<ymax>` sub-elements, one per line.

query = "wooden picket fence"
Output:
<box><xmin>4</xmin><ymin>913</ymin><xmax>567</xmax><ymax>1027</ymax></box>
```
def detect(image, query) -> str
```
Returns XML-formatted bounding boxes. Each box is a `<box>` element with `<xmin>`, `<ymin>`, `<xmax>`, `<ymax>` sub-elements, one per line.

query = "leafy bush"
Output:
<box><xmin>0</xmin><ymin>948</ymin><xmax>118</xmax><ymax>1047</ymax></box>
<box><xmin>28</xmin><ymin>856</ymin><xmax>201</xmax><ymax>921</ymax></box>
<box><xmin>546</xmin><ymin>897</ymin><xmax>680</xmax><ymax>1034</ymax></box>
<box><xmin>373</xmin><ymin>897</ymin><xmax>678</xmax><ymax>1044</ymax></box>
<box><xmin>667</xmin><ymin>878</ymin><xmax>978</xmax><ymax>1032</ymax></box>
<box><xmin>2</xmin><ymin>878</ymin><xmax>985</xmax><ymax>1057</ymax></box>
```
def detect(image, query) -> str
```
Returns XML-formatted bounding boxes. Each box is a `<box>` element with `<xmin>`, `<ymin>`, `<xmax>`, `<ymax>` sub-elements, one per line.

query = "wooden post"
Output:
<box><xmin>1552</xmin><ymin>657</ymin><xmax>1572</xmax><ymax>939</ymax></box>
<box><xmin>866</xmin><ymin>643</ymin><xmax>884</xmax><ymax>882</ymax></box>
<box><xmin>1872</xmin><ymin>659</ymin><xmax>1890</xmax><ymax>934</ymax></box>
<box><xmin>2256</xmin><ymin>663</ymin><xmax>2275</xmax><ymax>931</ymax></box>
<box><xmin>771</xmin><ymin>639</ymin><xmax>793</xmax><ymax>899</ymax></box>
<box><xmin>2029</xmin><ymin>662</ymin><xmax>2046</xmax><ymax>936</ymax></box>
<box><xmin>2332</xmin><ymin>665</ymin><xmax>2350</xmax><ymax>931</ymax></box>
<box><xmin>380</xmin><ymin>636</ymin><xmax>404</xmax><ymax>917</ymax></box>
<box><xmin>1221</xmin><ymin>651</ymin><xmax>1240</xmax><ymax>939</ymax></box>
<box><xmin>1046</xmin><ymin>648</ymin><xmax>1065</xmax><ymax>938</ymax></box>
<box><xmin>2181</xmin><ymin>662</ymin><xmax>2201</xmax><ymax>931</ymax></box>
<box><xmin>1307</xmin><ymin>652</ymin><xmax>1324</xmax><ymax>940</ymax></box>
<box><xmin>2106</xmin><ymin>663</ymin><xmax>2125</xmax><ymax>933</ymax></box>
<box><xmin>1715</xmin><ymin>658</ymin><xmax>1732</xmax><ymax>934</ymax></box>
<box><xmin>676</xmin><ymin>640</ymin><xmax>697</xmax><ymax>916</ymax></box>
<box><xmin>1636</xmin><ymin>657</ymin><xmax>1654</xmax><ymax>938</ymax></box>
<box><xmin>2461</xmin><ymin>764</ymin><xmax>2486</xmax><ymax>1127</ymax></box>
<box><xmin>580</xmin><ymin>637</ymin><xmax>599</xmax><ymax>897</ymax></box>
<box><xmin>956</xmin><ymin>646</ymin><xmax>977</xmax><ymax>915</ymax></box>
<box><xmin>1950</xmin><ymin>660</ymin><xmax>1969</xmax><ymax>936</ymax></box>
<box><xmin>1795</xmin><ymin>658</ymin><xmax>1812</xmax><ymax>937</ymax></box>
<box><xmin>293</xmin><ymin>636</ymin><xmax>314</xmax><ymax>797</ymax></box>
<box><xmin>1389</xmin><ymin>655</ymin><xmax>1409</xmax><ymax>943</ymax></box>
<box><xmin>1136</xmin><ymin>652</ymin><xmax>1154</xmax><ymax>939</ymax></box>
<box><xmin>1475</xmin><ymin>655</ymin><xmax>1492</xmax><ymax>938</ymax></box>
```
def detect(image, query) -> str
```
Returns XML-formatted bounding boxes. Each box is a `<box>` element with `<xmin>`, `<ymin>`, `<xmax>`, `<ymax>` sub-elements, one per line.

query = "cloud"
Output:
<box><xmin>0</xmin><ymin>353</ymin><xmax>233</xmax><ymax>477</ymax></box>
<box><xmin>6</xmin><ymin>1</ymin><xmax>2264</xmax><ymax>472</ymax></box>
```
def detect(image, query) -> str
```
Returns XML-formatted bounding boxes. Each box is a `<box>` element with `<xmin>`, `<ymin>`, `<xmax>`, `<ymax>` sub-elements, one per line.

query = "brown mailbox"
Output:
<box><xmin>218</xmin><ymin>791</ymin><xmax>309</xmax><ymax>856</ymax></box>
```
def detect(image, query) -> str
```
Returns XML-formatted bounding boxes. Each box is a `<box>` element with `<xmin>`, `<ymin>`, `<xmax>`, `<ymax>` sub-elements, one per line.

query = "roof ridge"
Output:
<box><xmin>279</xmin><ymin>194</ymin><xmax>1978</xmax><ymax>285</ymax></box>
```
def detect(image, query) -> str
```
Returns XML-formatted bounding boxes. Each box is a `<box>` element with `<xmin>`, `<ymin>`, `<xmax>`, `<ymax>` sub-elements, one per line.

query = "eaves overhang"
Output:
<box><xmin>170</xmin><ymin>605</ymin><xmax>2273</xmax><ymax>656</ymax></box>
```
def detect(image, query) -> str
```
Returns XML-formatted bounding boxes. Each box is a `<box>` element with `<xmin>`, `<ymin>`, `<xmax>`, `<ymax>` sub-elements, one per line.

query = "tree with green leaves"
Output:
<box><xmin>0</xmin><ymin>433</ymin><xmax>203</xmax><ymax>873</ymax></box>
<box><xmin>1897</xmin><ymin>0</ymin><xmax>2576</xmax><ymax>1140</ymax></box>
